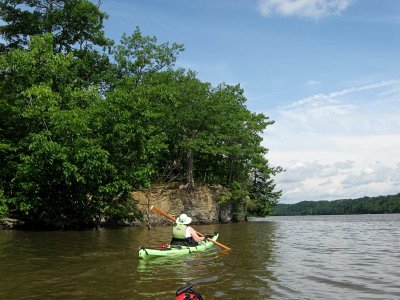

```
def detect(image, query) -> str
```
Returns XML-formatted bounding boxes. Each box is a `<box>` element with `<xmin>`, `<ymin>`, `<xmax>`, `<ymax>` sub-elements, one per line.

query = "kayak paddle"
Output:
<box><xmin>150</xmin><ymin>205</ymin><xmax>231</xmax><ymax>251</ymax></box>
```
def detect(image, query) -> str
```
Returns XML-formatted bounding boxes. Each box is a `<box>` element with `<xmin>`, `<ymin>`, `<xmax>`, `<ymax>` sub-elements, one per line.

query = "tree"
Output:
<box><xmin>0</xmin><ymin>0</ymin><xmax>111</xmax><ymax>52</ymax></box>
<box><xmin>166</xmin><ymin>71</ymin><xmax>211</xmax><ymax>191</ymax></box>
<box><xmin>249</xmin><ymin>162</ymin><xmax>282</xmax><ymax>216</ymax></box>
<box><xmin>0</xmin><ymin>2</ymin><xmax>282</xmax><ymax>226</ymax></box>
<box><xmin>91</xmin><ymin>83</ymin><xmax>167</xmax><ymax>190</ymax></box>
<box><xmin>113</xmin><ymin>27</ymin><xmax>184</xmax><ymax>86</ymax></box>
<box><xmin>101</xmin><ymin>27</ymin><xmax>186</xmax><ymax>189</ymax></box>
<box><xmin>144</xmin><ymin>70</ymin><xmax>281</xmax><ymax>215</ymax></box>
<box><xmin>0</xmin><ymin>0</ymin><xmax>113</xmax><ymax>88</ymax></box>
<box><xmin>0</xmin><ymin>35</ymin><xmax>141</xmax><ymax>227</ymax></box>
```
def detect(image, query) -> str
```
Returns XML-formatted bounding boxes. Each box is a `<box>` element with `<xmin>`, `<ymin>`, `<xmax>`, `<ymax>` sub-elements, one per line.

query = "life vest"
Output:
<box><xmin>172</xmin><ymin>223</ymin><xmax>188</xmax><ymax>240</ymax></box>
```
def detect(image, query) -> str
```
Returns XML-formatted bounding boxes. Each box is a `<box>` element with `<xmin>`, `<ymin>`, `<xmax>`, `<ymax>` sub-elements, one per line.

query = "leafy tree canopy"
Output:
<box><xmin>0</xmin><ymin>1</ymin><xmax>281</xmax><ymax>227</ymax></box>
<box><xmin>0</xmin><ymin>0</ymin><xmax>111</xmax><ymax>52</ymax></box>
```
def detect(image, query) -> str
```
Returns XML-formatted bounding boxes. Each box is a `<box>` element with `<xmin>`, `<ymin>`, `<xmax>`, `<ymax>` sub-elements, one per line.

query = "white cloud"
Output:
<box><xmin>258</xmin><ymin>0</ymin><xmax>354</xmax><ymax>19</ymax></box>
<box><xmin>265</xmin><ymin>79</ymin><xmax>400</xmax><ymax>203</ymax></box>
<box><xmin>280</xmin><ymin>97</ymin><xmax>354</xmax><ymax>123</ymax></box>
<box><xmin>279</xmin><ymin>161</ymin><xmax>339</xmax><ymax>183</ymax></box>
<box><xmin>341</xmin><ymin>162</ymin><xmax>392</xmax><ymax>188</ymax></box>
<box><xmin>274</xmin><ymin>80</ymin><xmax>400</xmax><ymax>134</ymax></box>
<box><xmin>275</xmin><ymin>160</ymin><xmax>400</xmax><ymax>203</ymax></box>
<box><xmin>334</xmin><ymin>160</ymin><xmax>354</xmax><ymax>169</ymax></box>
<box><xmin>390</xmin><ymin>163</ymin><xmax>400</xmax><ymax>184</ymax></box>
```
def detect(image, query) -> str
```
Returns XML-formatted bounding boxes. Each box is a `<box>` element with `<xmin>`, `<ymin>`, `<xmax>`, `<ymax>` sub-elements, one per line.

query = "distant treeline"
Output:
<box><xmin>273</xmin><ymin>194</ymin><xmax>400</xmax><ymax>216</ymax></box>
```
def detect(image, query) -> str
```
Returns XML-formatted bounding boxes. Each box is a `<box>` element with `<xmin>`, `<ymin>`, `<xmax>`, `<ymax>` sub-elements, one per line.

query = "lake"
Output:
<box><xmin>0</xmin><ymin>214</ymin><xmax>399</xmax><ymax>299</ymax></box>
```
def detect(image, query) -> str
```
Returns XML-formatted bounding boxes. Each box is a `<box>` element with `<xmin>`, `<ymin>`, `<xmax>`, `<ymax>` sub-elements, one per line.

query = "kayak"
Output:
<box><xmin>175</xmin><ymin>284</ymin><xmax>203</xmax><ymax>300</ymax></box>
<box><xmin>138</xmin><ymin>233</ymin><xmax>219</xmax><ymax>259</ymax></box>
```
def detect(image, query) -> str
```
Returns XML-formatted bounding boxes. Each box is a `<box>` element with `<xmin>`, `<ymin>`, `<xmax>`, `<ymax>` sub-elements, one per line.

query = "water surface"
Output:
<box><xmin>0</xmin><ymin>214</ymin><xmax>399</xmax><ymax>299</ymax></box>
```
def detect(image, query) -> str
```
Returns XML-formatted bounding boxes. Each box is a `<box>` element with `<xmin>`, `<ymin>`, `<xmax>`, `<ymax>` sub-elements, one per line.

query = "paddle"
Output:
<box><xmin>150</xmin><ymin>205</ymin><xmax>231</xmax><ymax>251</ymax></box>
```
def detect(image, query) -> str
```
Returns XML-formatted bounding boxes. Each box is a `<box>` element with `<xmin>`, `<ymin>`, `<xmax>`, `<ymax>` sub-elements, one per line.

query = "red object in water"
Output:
<box><xmin>175</xmin><ymin>285</ymin><xmax>203</xmax><ymax>300</ymax></box>
<box><xmin>175</xmin><ymin>292</ymin><xmax>200</xmax><ymax>300</ymax></box>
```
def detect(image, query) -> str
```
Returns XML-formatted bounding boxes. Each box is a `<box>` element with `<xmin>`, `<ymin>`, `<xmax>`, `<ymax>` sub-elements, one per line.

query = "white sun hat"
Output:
<box><xmin>176</xmin><ymin>213</ymin><xmax>192</xmax><ymax>225</ymax></box>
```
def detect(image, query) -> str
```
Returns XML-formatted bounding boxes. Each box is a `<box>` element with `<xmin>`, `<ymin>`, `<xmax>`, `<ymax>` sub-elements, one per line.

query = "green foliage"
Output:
<box><xmin>248</xmin><ymin>161</ymin><xmax>283</xmax><ymax>216</ymax></box>
<box><xmin>113</xmin><ymin>27</ymin><xmax>184</xmax><ymax>84</ymax></box>
<box><xmin>0</xmin><ymin>0</ymin><xmax>113</xmax><ymax>89</ymax></box>
<box><xmin>147</xmin><ymin>70</ymin><xmax>281</xmax><ymax>199</ymax></box>
<box><xmin>0</xmin><ymin>0</ymin><xmax>112</xmax><ymax>52</ymax></box>
<box><xmin>217</xmin><ymin>181</ymin><xmax>250</xmax><ymax>221</ymax></box>
<box><xmin>218</xmin><ymin>182</ymin><xmax>246</xmax><ymax>204</ymax></box>
<box><xmin>0</xmin><ymin>189</ymin><xmax>8</xmax><ymax>218</ymax></box>
<box><xmin>0</xmin><ymin>34</ymin><xmax>128</xmax><ymax>227</ymax></box>
<box><xmin>92</xmin><ymin>84</ymin><xmax>167</xmax><ymax>189</ymax></box>
<box><xmin>0</xmin><ymin>2</ymin><xmax>282</xmax><ymax>227</ymax></box>
<box><xmin>273</xmin><ymin>194</ymin><xmax>400</xmax><ymax>216</ymax></box>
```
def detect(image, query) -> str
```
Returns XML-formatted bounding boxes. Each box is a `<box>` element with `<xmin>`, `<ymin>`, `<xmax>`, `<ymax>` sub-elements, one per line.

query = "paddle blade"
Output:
<box><xmin>150</xmin><ymin>205</ymin><xmax>176</xmax><ymax>222</ymax></box>
<box><xmin>207</xmin><ymin>238</ymin><xmax>231</xmax><ymax>251</ymax></box>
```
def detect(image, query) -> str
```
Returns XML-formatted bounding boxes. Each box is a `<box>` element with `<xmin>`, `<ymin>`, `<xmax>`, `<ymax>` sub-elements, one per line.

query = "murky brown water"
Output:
<box><xmin>0</xmin><ymin>214</ymin><xmax>399</xmax><ymax>299</ymax></box>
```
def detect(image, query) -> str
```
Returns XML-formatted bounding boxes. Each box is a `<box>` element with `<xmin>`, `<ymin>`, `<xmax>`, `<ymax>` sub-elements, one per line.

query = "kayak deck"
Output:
<box><xmin>138</xmin><ymin>233</ymin><xmax>219</xmax><ymax>259</ymax></box>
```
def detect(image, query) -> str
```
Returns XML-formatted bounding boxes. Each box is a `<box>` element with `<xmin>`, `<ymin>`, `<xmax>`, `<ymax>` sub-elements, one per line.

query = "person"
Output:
<box><xmin>170</xmin><ymin>213</ymin><xmax>205</xmax><ymax>246</ymax></box>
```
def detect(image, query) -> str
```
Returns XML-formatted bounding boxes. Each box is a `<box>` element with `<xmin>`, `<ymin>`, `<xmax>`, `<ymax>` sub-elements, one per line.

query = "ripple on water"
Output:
<box><xmin>266</xmin><ymin>214</ymin><xmax>400</xmax><ymax>300</ymax></box>
<box><xmin>1</xmin><ymin>215</ymin><xmax>400</xmax><ymax>299</ymax></box>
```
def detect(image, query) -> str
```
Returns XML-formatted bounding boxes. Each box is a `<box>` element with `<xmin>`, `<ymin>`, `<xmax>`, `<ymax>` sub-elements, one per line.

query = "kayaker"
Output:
<box><xmin>170</xmin><ymin>213</ymin><xmax>205</xmax><ymax>246</ymax></box>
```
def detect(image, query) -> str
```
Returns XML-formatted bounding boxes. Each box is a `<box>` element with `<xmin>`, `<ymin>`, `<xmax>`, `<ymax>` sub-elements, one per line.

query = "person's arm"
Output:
<box><xmin>188</xmin><ymin>227</ymin><xmax>205</xmax><ymax>242</ymax></box>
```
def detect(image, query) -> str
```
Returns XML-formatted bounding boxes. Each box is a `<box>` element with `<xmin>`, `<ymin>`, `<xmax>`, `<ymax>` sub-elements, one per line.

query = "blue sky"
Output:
<box><xmin>101</xmin><ymin>0</ymin><xmax>400</xmax><ymax>204</ymax></box>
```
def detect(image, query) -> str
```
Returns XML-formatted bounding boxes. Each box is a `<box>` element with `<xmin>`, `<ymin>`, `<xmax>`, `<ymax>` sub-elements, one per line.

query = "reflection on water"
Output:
<box><xmin>0</xmin><ymin>214</ymin><xmax>399</xmax><ymax>299</ymax></box>
<box><xmin>136</xmin><ymin>252</ymin><xmax>226</xmax><ymax>298</ymax></box>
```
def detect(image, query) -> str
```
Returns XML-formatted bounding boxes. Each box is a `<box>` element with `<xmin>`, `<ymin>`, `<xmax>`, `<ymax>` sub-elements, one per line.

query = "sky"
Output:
<box><xmin>101</xmin><ymin>0</ymin><xmax>400</xmax><ymax>204</ymax></box>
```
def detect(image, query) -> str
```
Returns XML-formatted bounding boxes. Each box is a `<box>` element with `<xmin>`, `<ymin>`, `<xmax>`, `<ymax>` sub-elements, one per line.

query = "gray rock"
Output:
<box><xmin>0</xmin><ymin>218</ymin><xmax>25</xmax><ymax>229</ymax></box>
<box><xmin>131</xmin><ymin>184</ymin><xmax>235</xmax><ymax>227</ymax></box>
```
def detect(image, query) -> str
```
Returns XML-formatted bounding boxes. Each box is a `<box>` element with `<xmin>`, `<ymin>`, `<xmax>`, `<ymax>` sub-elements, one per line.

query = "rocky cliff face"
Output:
<box><xmin>132</xmin><ymin>184</ymin><xmax>233</xmax><ymax>227</ymax></box>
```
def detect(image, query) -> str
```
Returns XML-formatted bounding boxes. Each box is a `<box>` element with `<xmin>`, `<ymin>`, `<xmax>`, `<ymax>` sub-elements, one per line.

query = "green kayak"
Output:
<box><xmin>138</xmin><ymin>233</ymin><xmax>219</xmax><ymax>259</ymax></box>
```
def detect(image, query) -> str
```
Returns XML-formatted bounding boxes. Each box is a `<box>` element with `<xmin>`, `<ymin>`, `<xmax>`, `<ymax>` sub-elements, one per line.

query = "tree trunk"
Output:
<box><xmin>186</xmin><ymin>150</ymin><xmax>195</xmax><ymax>191</ymax></box>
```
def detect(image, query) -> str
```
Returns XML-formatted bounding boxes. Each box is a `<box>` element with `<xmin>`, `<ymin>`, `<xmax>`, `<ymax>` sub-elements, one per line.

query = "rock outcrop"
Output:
<box><xmin>0</xmin><ymin>218</ymin><xmax>25</xmax><ymax>229</ymax></box>
<box><xmin>1</xmin><ymin>184</ymin><xmax>233</xmax><ymax>229</ymax></box>
<box><xmin>132</xmin><ymin>183</ymin><xmax>233</xmax><ymax>227</ymax></box>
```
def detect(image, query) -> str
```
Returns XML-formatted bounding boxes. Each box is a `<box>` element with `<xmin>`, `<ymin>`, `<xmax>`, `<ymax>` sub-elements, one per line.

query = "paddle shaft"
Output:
<box><xmin>150</xmin><ymin>206</ymin><xmax>231</xmax><ymax>251</ymax></box>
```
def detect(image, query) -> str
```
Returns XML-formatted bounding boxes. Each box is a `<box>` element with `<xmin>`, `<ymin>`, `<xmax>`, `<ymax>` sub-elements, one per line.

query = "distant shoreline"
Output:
<box><xmin>272</xmin><ymin>193</ymin><xmax>400</xmax><ymax>216</ymax></box>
